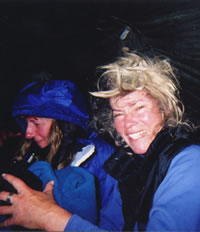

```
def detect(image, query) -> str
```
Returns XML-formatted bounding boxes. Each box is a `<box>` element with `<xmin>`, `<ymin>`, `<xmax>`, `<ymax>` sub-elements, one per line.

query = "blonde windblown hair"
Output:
<box><xmin>91</xmin><ymin>50</ymin><xmax>186</xmax><ymax>146</ymax></box>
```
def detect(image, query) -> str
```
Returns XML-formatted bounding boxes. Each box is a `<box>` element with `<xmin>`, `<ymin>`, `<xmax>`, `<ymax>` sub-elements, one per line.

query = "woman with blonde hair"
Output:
<box><xmin>0</xmin><ymin>80</ymin><xmax>120</xmax><ymax>231</ymax></box>
<box><xmin>0</xmin><ymin>53</ymin><xmax>200</xmax><ymax>231</ymax></box>
<box><xmin>90</xmin><ymin>50</ymin><xmax>200</xmax><ymax>231</ymax></box>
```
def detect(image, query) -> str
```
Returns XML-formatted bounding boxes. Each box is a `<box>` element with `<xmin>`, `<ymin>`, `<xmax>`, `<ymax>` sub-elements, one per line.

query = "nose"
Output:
<box><xmin>124</xmin><ymin>111</ymin><xmax>137</xmax><ymax>129</ymax></box>
<box><xmin>25</xmin><ymin>123</ymin><xmax>35</xmax><ymax>139</ymax></box>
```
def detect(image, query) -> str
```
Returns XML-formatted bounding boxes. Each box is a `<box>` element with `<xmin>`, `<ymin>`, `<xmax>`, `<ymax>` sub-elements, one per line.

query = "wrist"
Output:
<box><xmin>41</xmin><ymin>205</ymin><xmax>72</xmax><ymax>231</ymax></box>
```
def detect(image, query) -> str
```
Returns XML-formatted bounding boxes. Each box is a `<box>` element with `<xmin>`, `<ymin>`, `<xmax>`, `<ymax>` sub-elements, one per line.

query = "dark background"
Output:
<box><xmin>0</xmin><ymin>0</ymin><xmax>200</xmax><ymax>128</ymax></box>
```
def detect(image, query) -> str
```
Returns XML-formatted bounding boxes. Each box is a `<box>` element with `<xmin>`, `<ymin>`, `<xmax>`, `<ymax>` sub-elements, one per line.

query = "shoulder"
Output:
<box><xmin>90</xmin><ymin>134</ymin><xmax>115</xmax><ymax>161</ymax></box>
<box><xmin>169</xmin><ymin>144</ymin><xmax>200</xmax><ymax>174</ymax></box>
<box><xmin>153</xmin><ymin>144</ymin><xmax>200</xmax><ymax>206</ymax></box>
<box><xmin>158</xmin><ymin>144</ymin><xmax>200</xmax><ymax>191</ymax></box>
<box><xmin>147</xmin><ymin>145</ymin><xmax>200</xmax><ymax>230</ymax></box>
<box><xmin>81</xmin><ymin>134</ymin><xmax>115</xmax><ymax>180</ymax></box>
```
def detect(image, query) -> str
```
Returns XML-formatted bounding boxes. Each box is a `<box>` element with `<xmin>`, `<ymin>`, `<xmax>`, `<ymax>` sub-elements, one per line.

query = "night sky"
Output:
<box><xmin>0</xmin><ymin>0</ymin><xmax>199</xmax><ymax>127</ymax></box>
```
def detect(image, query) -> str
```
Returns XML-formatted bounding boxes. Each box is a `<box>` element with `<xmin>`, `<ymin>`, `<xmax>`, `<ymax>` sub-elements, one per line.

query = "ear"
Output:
<box><xmin>161</xmin><ymin>108</ymin><xmax>170</xmax><ymax>122</ymax></box>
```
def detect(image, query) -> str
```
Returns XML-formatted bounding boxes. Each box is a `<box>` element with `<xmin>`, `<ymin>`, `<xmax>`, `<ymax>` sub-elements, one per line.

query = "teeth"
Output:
<box><xmin>129</xmin><ymin>131</ymin><xmax>146</xmax><ymax>140</ymax></box>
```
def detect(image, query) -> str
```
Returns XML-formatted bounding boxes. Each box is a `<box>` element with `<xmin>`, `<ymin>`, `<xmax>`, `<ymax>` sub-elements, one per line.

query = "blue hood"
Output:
<box><xmin>12</xmin><ymin>80</ymin><xmax>89</xmax><ymax>132</ymax></box>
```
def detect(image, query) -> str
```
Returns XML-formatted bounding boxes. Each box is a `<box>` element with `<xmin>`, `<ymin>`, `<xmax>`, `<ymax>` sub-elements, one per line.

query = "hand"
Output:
<box><xmin>0</xmin><ymin>174</ymin><xmax>72</xmax><ymax>231</ymax></box>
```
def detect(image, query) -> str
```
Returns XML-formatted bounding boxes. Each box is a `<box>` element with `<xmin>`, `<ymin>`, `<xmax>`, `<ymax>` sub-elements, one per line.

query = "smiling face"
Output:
<box><xmin>25</xmin><ymin>117</ymin><xmax>53</xmax><ymax>148</ymax></box>
<box><xmin>110</xmin><ymin>90</ymin><xmax>164</xmax><ymax>154</ymax></box>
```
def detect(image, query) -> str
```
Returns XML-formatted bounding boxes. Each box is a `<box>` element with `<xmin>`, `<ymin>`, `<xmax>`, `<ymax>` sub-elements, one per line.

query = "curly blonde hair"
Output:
<box><xmin>15</xmin><ymin>119</ymin><xmax>86</xmax><ymax>169</ymax></box>
<box><xmin>91</xmin><ymin>50</ymin><xmax>186</xmax><ymax>146</ymax></box>
<box><xmin>15</xmin><ymin>119</ymin><xmax>63</xmax><ymax>165</ymax></box>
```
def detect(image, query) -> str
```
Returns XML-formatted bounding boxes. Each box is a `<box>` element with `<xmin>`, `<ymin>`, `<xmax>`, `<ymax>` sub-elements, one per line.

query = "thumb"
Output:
<box><xmin>43</xmin><ymin>180</ymin><xmax>54</xmax><ymax>194</ymax></box>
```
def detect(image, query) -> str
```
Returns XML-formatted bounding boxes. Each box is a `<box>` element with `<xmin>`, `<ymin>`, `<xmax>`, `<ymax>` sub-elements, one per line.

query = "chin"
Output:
<box><xmin>37</xmin><ymin>143</ymin><xmax>46</xmax><ymax>148</ymax></box>
<box><xmin>129</xmin><ymin>139</ymin><xmax>151</xmax><ymax>155</ymax></box>
<box><xmin>134</xmin><ymin>150</ymin><xmax>147</xmax><ymax>155</ymax></box>
<box><xmin>130</xmin><ymin>145</ymin><xmax>148</xmax><ymax>155</ymax></box>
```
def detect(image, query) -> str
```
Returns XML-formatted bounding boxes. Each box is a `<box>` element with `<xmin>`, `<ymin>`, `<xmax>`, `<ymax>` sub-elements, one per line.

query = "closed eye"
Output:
<box><xmin>136</xmin><ymin>105</ymin><xmax>144</xmax><ymax>111</ymax></box>
<box><xmin>113</xmin><ymin>113</ymin><xmax>124</xmax><ymax>118</ymax></box>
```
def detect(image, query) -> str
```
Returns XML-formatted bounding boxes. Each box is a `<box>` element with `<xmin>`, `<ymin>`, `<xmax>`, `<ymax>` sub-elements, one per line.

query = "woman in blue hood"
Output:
<box><xmin>12</xmin><ymin>80</ymin><xmax>94</xmax><ymax>169</ymax></box>
<box><xmin>0</xmin><ymin>80</ymin><xmax>124</xmax><ymax>231</ymax></box>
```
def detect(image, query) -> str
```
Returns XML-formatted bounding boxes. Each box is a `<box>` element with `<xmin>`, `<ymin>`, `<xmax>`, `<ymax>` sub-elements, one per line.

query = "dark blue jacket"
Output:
<box><xmin>29</xmin><ymin>162</ymin><xmax>97</xmax><ymax>224</ymax></box>
<box><xmin>12</xmin><ymin>80</ymin><xmax>123</xmax><ymax>230</ymax></box>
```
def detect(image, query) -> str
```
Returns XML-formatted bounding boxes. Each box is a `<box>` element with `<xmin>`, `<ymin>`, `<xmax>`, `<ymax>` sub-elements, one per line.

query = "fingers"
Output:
<box><xmin>0</xmin><ymin>205</ymin><xmax>13</xmax><ymax>215</ymax></box>
<box><xmin>0</xmin><ymin>215</ymin><xmax>16</xmax><ymax>228</ymax></box>
<box><xmin>0</xmin><ymin>191</ymin><xmax>15</xmax><ymax>203</ymax></box>
<box><xmin>1</xmin><ymin>174</ymin><xmax>29</xmax><ymax>194</ymax></box>
<box><xmin>0</xmin><ymin>192</ymin><xmax>14</xmax><ymax>228</ymax></box>
<box><xmin>43</xmin><ymin>181</ymin><xmax>54</xmax><ymax>194</ymax></box>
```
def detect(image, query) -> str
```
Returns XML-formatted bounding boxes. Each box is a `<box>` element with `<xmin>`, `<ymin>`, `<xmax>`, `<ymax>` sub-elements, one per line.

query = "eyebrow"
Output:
<box><xmin>26</xmin><ymin>116</ymin><xmax>39</xmax><ymax>121</ymax></box>
<box><xmin>112</xmin><ymin>100</ymin><xmax>137</xmax><ymax>109</ymax></box>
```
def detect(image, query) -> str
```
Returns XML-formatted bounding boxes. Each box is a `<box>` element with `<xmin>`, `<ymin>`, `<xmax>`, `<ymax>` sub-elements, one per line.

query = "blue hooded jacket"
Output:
<box><xmin>11</xmin><ymin>80</ymin><xmax>123</xmax><ymax>230</ymax></box>
<box><xmin>12</xmin><ymin>80</ymin><xmax>89</xmax><ymax>132</ymax></box>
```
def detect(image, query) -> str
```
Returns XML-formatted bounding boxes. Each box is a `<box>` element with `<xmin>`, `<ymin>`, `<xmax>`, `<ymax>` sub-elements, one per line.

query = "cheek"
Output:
<box><xmin>114</xmin><ymin>119</ymin><xmax>124</xmax><ymax>135</ymax></box>
<box><xmin>148</xmin><ymin>112</ymin><xmax>163</xmax><ymax>133</ymax></box>
<box><xmin>45</xmin><ymin>129</ymin><xmax>51</xmax><ymax>139</ymax></box>
<box><xmin>143</xmin><ymin>108</ymin><xmax>162</xmax><ymax>124</ymax></box>
<box><xmin>140</xmin><ymin>113</ymin><xmax>149</xmax><ymax>123</ymax></box>
<box><xmin>39</xmin><ymin>128</ymin><xmax>51</xmax><ymax>139</ymax></box>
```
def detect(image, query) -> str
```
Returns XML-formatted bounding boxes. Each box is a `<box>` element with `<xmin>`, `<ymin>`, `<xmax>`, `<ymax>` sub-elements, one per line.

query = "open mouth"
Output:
<box><xmin>128</xmin><ymin>131</ymin><xmax>146</xmax><ymax>140</ymax></box>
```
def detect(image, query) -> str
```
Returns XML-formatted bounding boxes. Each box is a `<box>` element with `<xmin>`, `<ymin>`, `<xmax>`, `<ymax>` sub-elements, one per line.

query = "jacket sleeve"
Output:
<box><xmin>145</xmin><ymin>145</ymin><xmax>200</xmax><ymax>231</ymax></box>
<box><xmin>65</xmin><ymin>215</ymin><xmax>104</xmax><ymax>231</ymax></box>
<box><xmin>81</xmin><ymin>136</ymin><xmax>124</xmax><ymax>230</ymax></box>
<box><xmin>81</xmin><ymin>136</ymin><xmax>115</xmax><ymax>206</ymax></box>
